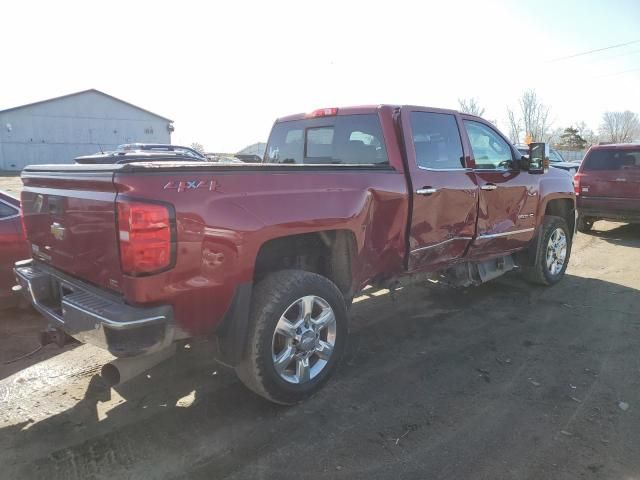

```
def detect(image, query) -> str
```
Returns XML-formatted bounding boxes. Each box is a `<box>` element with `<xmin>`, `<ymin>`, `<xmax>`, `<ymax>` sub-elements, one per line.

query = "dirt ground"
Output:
<box><xmin>0</xmin><ymin>173</ymin><xmax>23</xmax><ymax>197</ymax></box>
<box><xmin>1</xmin><ymin>218</ymin><xmax>639</xmax><ymax>479</ymax></box>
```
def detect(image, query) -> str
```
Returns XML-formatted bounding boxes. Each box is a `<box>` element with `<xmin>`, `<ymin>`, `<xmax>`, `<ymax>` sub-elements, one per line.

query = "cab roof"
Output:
<box><xmin>276</xmin><ymin>105</ymin><xmax>462</xmax><ymax>122</ymax></box>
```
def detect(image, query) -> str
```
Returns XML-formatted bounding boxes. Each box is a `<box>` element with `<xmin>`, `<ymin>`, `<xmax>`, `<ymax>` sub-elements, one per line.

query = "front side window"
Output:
<box><xmin>410</xmin><ymin>112</ymin><xmax>464</xmax><ymax>169</ymax></box>
<box><xmin>464</xmin><ymin>120</ymin><xmax>513</xmax><ymax>169</ymax></box>
<box><xmin>265</xmin><ymin>114</ymin><xmax>389</xmax><ymax>165</ymax></box>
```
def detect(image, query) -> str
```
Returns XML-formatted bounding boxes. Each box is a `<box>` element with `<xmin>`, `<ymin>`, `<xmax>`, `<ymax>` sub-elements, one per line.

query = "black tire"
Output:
<box><xmin>523</xmin><ymin>215</ymin><xmax>572</xmax><ymax>286</ymax></box>
<box><xmin>577</xmin><ymin>214</ymin><xmax>594</xmax><ymax>233</ymax></box>
<box><xmin>235</xmin><ymin>270</ymin><xmax>348</xmax><ymax>404</ymax></box>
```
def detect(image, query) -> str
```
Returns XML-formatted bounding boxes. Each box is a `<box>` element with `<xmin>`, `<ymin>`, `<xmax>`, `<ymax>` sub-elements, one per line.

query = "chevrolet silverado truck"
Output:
<box><xmin>15</xmin><ymin>105</ymin><xmax>576</xmax><ymax>404</ymax></box>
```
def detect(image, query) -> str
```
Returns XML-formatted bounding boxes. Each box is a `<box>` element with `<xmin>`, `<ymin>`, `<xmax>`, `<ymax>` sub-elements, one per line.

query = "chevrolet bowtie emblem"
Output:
<box><xmin>50</xmin><ymin>222</ymin><xmax>66</xmax><ymax>241</ymax></box>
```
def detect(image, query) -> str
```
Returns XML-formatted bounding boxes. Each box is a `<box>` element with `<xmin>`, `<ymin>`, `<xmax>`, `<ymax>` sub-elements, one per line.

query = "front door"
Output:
<box><xmin>461</xmin><ymin>119</ymin><xmax>538</xmax><ymax>259</ymax></box>
<box><xmin>402</xmin><ymin>109</ymin><xmax>479</xmax><ymax>272</ymax></box>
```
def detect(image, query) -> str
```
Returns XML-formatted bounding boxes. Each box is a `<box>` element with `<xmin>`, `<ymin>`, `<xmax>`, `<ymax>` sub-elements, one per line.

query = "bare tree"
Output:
<box><xmin>598</xmin><ymin>111</ymin><xmax>640</xmax><ymax>143</ymax></box>
<box><xmin>506</xmin><ymin>107</ymin><xmax>522</xmax><ymax>144</ymax></box>
<box><xmin>506</xmin><ymin>89</ymin><xmax>552</xmax><ymax>144</ymax></box>
<box><xmin>458</xmin><ymin>97</ymin><xmax>486</xmax><ymax>117</ymax></box>
<box><xmin>548</xmin><ymin>127</ymin><xmax>565</xmax><ymax>147</ymax></box>
<box><xmin>519</xmin><ymin>89</ymin><xmax>552</xmax><ymax>142</ymax></box>
<box><xmin>190</xmin><ymin>142</ymin><xmax>206</xmax><ymax>154</ymax></box>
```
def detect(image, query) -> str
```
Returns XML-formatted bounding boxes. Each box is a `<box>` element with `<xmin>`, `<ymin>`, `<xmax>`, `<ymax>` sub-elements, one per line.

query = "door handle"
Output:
<box><xmin>481</xmin><ymin>184</ymin><xmax>498</xmax><ymax>191</ymax></box>
<box><xmin>416</xmin><ymin>187</ymin><xmax>438</xmax><ymax>195</ymax></box>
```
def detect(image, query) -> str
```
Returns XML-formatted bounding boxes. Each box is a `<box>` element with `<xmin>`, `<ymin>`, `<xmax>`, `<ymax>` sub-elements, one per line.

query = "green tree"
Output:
<box><xmin>556</xmin><ymin>127</ymin><xmax>587</xmax><ymax>151</ymax></box>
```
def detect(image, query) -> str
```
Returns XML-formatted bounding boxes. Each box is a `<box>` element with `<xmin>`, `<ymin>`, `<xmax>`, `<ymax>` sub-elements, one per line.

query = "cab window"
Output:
<box><xmin>410</xmin><ymin>112</ymin><xmax>465</xmax><ymax>169</ymax></box>
<box><xmin>463</xmin><ymin>120</ymin><xmax>513</xmax><ymax>169</ymax></box>
<box><xmin>265</xmin><ymin>114</ymin><xmax>389</xmax><ymax>165</ymax></box>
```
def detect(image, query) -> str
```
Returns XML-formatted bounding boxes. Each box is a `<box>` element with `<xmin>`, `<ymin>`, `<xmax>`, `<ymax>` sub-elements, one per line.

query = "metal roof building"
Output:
<box><xmin>0</xmin><ymin>89</ymin><xmax>173</xmax><ymax>171</ymax></box>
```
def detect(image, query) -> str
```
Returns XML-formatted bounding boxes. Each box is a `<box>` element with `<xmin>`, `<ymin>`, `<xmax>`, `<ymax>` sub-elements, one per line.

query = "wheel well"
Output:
<box><xmin>254</xmin><ymin>230</ymin><xmax>356</xmax><ymax>295</ymax></box>
<box><xmin>545</xmin><ymin>198</ymin><xmax>575</xmax><ymax>236</ymax></box>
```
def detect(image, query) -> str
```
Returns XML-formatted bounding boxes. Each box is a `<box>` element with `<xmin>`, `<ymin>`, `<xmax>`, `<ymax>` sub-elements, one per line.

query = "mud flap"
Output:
<box><xmin>514</xmin><ymin>226</ymin><xmax>543</xmax><ymax>269</ymax></box>
<box><xmin>213</xmin><ymin>282</ymin><xmax>253</xmax><ymax>367</ymax></box>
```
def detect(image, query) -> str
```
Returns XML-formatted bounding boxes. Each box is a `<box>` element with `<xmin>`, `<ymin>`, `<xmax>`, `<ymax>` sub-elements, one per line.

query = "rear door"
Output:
<box><xmin>402</xmin><ymin>108</ymin><xmax>479</xmax><ymax>272</ymax></box>
<box><xmin>461</xmin><ymin>119</ymin><xmax>538</xmax><ymax>258</ymax></box>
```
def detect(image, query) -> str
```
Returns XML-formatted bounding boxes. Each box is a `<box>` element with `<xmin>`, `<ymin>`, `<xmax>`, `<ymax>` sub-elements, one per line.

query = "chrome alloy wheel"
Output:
<box><xmin>546</xmin><ymin>227</ymin><xmax>567</xmax><ymax>276</ymax></box>
<box><xmin>271</xmin><ymin>295</ymin><xmax>337</xmax><ymax>384</ymax></box>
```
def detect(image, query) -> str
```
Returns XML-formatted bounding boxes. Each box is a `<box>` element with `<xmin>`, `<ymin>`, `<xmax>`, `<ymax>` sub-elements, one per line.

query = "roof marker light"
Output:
<box><xmin>306</xmin><ymin>108</ymin><xmax>338</xmax><ymax>118</ymax></box>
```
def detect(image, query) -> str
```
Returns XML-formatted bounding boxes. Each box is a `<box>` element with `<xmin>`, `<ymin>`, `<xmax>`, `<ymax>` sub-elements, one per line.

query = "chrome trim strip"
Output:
<box><xmin>417</xmin><ymin>166</ymin><xmax>473</xmax><ymax>172</ymax></box>
<box><xmin>410</xmin><ymin>236</ymin><xmax>473</xmax><ymax>254</ymax></box>
<box><xmin>477</xmin><ymin>227</ymin><xmax>535</xmax><ymax>239</ymax></box>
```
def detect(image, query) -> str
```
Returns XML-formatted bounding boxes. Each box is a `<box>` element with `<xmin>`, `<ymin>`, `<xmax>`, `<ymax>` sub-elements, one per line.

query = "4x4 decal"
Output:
<box><xmin>163</xmin><ymin>180</ymin><xmax>220</xmax><ymax>192</ymax></box>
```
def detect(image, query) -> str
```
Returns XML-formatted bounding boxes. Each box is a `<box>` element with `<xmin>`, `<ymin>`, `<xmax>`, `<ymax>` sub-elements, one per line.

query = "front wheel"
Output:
<box><xmin>523</xmin><ymin>215</ymin><xmax>572</xmax><ymax>286</ymax></box>
<box><xmin>235</xmin><ymin>270</ymin><xmax>348</xmax><ymax>404</ymax></box>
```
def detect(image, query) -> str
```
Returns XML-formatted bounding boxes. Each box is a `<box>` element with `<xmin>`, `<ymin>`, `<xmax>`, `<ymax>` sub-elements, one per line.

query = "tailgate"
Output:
<box><xmin>21</xmin><ymin>167</ymin><xmax>123</xmax><ymax>293</ymax></box>
<box><xmin>581</xmin><ymin>169</ymin><xmax>640</xmax><ymax>199</ymax></box>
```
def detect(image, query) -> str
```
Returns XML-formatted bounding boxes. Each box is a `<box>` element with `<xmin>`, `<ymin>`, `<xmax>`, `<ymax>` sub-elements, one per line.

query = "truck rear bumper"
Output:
<box><xmin>14</xmin><ymin>260</ymin><xmax>175</xmax><ymax>357</ymax></box>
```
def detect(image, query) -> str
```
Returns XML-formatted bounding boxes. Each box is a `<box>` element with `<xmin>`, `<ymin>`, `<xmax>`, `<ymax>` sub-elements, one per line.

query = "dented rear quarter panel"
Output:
<box><xmin>114</xmin><ymin>166</ymin><xmax>409</xmax><ymax>335</ymax></box>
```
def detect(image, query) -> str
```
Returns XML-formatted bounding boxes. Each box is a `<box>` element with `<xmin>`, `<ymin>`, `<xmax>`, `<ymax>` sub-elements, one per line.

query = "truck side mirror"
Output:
<box><xmin>528</xmin><ymin>142</ymin><xmax>549</xmax><ymax>174</ymax></box>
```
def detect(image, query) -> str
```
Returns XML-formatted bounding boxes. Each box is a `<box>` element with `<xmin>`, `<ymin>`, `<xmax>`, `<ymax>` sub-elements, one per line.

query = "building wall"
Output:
<box><xmin>0</xmin><ymin>91</ymin><xmax>171</xmax><ymax>170</ymax></box>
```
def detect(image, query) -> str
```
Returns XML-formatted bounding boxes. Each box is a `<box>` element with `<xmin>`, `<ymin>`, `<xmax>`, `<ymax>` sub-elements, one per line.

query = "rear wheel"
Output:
<box><xmin>235</xmin><ymin>270</ymin><xmax>347</xmax><ymax>404</ymax></box>
<box><xmin>577</xmin><ymin>214</ymin><xmax>594</xmax><ymax>233</ymax></box>
<box><xmin>524</xmin><ymin>215</ymin><xmax>572</xmax><ymax>286</ymax></box>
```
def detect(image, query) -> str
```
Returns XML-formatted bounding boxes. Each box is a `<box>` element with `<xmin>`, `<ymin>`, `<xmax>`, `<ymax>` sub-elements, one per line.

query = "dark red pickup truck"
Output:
<box><xmin>15</xmin><ymin>105</ymin><xmax>576</xmax><ymax>403</ymax></box>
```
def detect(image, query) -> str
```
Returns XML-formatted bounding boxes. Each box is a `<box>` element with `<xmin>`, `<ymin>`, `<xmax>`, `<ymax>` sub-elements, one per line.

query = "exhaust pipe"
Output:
<box><xmin>101</xmin><ymin>344</ymin><xmax>176</xmax><ymax>386</ymax></box>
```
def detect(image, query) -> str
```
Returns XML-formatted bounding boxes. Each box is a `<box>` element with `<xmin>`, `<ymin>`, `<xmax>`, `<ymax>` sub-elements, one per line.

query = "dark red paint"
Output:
<box><xmin>20</xmin><ymin>105</ymin><xmax>575</xmax><ymax>335</ymax></box>
<box><xmin>575</xmin><ymin>144</ymin><xmax>640</xmax><ymax>223</ymax></box>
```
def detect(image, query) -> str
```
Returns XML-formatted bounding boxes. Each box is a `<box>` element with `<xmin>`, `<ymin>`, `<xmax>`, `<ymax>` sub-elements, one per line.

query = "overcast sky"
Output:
<box><xmin>1</xmin><ymin>0</ymin><xmax>639</xmax><ymax>152</ymax></box>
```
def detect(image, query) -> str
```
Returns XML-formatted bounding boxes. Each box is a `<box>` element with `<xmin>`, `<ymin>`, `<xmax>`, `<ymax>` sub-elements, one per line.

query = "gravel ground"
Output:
<box><xmin>0</xmin><ymin>208</ymin><xmax>639</xmax><ymax>479</ymax></box>
<box><xmin>0</xmin><ymin>173</ymin><xmax>23</xmax><ymax>197</ymax></box>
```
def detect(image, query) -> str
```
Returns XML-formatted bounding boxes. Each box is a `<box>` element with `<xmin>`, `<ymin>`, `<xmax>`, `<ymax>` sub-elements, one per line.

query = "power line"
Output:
<box><xmin>547</xmin><ymin>39</ymin><xmax>640</xmax><ymax>63</ymax></box>
<box><xmin>593</xmin><ymin>65</ymin><xmax>640</xmax><ymax>79</ymax></box>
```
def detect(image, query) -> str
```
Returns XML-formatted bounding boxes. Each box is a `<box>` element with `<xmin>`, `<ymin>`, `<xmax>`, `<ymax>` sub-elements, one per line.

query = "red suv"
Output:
<box><xmin>574</xmin><ymin>144</ymin><xmax>640</xmax><ymax>232</ymax></box>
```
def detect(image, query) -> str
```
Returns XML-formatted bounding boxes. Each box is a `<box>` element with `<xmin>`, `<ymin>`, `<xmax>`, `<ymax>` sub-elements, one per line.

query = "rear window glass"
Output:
<box><xmin>265</xmin><ymin>114</ymin><xmax>389</xmax><ymax>165</ymax></box>
<box><xmin>583</xmin><ymin>148</ymin><xmax>640</xmax><ymax>171</ymax></box>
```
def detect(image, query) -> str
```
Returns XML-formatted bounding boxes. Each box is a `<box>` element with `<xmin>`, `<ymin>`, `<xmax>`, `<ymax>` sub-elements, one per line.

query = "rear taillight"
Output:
<box><xmin>573</xmin><ymin>173</ymin><xmax>582</xmax><ymax>195</ymax></box>
<box><xmin>117</xmin><ymin>201</ymin><xmax>175</xmax><ymax>276</ymax></box>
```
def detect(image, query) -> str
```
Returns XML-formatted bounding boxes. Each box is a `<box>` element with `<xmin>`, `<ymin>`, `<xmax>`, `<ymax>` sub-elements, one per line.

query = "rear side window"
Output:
<box><xmin>265</xmin><ymin>114</ymin><xmax>389</xmax><ymax>166</ymax></box>
<box><xmin>410</xmin><ymin>112</ymin><xmax>464</xmax><ymax>169</ymax></box>
<box><xmin>582</xmin><ymin>148</ymin><xmax>640</xmax><ymax>171</ymax></box>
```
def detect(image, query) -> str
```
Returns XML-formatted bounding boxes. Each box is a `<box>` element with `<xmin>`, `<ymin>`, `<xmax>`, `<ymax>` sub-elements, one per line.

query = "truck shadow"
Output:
<box><xmin>585</xmin><ymin>222</ymin><xmax>640</xmax><ymax>248</ymax></box>
<box><xmin>1</xmin><ymin>272</ymin><xmax>639</xmax><ymax>478</ymax></box>
<box><xmin>0</xmin><ymin>307</ymin><xmax>78</xmax><ymax>381</ymax></box>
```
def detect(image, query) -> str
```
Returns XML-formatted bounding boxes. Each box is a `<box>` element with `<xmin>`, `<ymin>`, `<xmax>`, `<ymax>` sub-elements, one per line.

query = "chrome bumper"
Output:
<box><xmin>14</xmin><ymin>260</ymin><xmax>174</xmax><ymax>357</ymax></box>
